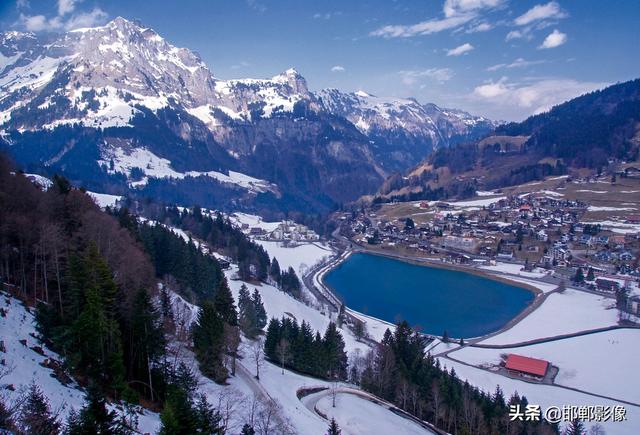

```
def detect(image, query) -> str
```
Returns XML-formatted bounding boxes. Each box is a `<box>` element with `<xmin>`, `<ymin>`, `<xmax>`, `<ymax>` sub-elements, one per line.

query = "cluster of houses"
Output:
<box><xmin>241</xmin><ymin>220</ymin><xmax>320</xmax><ymax>242</ymax></box>
<box><xmin>338</xmin><ymin>192</ymin><xmax>640</xmax><ymax>306</ymax></box>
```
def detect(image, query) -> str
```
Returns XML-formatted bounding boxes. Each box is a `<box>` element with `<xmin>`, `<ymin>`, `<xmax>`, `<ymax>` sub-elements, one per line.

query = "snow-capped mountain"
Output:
<box><xmin>0</xmin><ymin>17</ymin><xmax>495</xmax><ymax>214</ymax></box>
<box><xmin>317</xmin><ymin>89</ymin><xmax>498</xmax><ymax>171</ymax></box>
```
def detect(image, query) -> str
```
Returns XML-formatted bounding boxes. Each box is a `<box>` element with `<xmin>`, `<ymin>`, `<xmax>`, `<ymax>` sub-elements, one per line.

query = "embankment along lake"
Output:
<box><xmin>324</xmin><ymin>252</ymin><xmax>534</xmax><ymax>338</ymax></box>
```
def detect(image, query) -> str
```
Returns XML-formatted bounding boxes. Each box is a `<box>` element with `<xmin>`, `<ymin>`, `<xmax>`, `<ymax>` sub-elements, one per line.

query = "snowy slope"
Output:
<box><xmin>450</xmin><ymin>328</ymin><xmax>640</xmax><ymax>404</ymax></box>
<box><xmin>0</xmin><ymin>290</ymin><xmax>161</xmax><ymax>434</ymax></box>
<box><xmin>480</xmin><ymin>289</ymin><xmax>619</xmax><ymax>345</ymax></box>
<box><xmin>439</xmin><ymin>358</ymin><xmax>639</xmax><ymax>435</ymax></box>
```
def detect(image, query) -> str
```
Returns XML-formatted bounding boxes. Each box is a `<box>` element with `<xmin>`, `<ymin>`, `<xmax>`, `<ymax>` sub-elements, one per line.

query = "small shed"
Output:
<box><xmin>505</xmin><ymin>354</ymin><xmax>549</xmax><ymax>378</ymax></box>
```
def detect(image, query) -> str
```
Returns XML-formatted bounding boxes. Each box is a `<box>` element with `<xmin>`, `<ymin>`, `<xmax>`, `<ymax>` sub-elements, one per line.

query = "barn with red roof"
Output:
<box><xmin>505</xmin><ymin>354</ymin><xmax>549</xmax><ymax>379</ymax></box>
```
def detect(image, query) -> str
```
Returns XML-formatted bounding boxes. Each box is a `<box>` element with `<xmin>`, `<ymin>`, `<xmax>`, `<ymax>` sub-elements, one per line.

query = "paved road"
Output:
<box><xmin>299</xmin><ymin>386</ymin><xmax>444</xmax><ymax>435</ymax></box>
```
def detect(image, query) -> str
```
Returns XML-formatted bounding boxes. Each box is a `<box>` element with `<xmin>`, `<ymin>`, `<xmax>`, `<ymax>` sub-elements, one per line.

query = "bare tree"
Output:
<box><xmin>331</xmin><ymin>380</ymin><xmax>338</xmax><ymax>408</ymax></box>
<box><xmin>251</xmin><ymin>338</ymin><xmax>264</xmax><ymax>380</ymax></box>
<box><xmin>224</xmin><ymin>324</ymin><xmax>241</xmax><ymax>376</ymax></box>
<box><xmin>276</xmin><ymin>338</ymin><xmax>289</xmax><ymax>375</ymax></box>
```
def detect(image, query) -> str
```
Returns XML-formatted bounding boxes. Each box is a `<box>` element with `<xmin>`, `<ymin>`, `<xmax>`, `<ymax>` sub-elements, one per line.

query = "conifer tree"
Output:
<box><xmin>252</xmin><ymin>289</ymin><xmax>267</xmax><ymax>330</ymax></box>
<box><xmin>269</xmin><ymin>257</ymin><xmax>281</xmax><ymax>283</ymax></box>
<box><xmin>20</xmin><ymin>384</ymin><xmax>60</xmax><ymax>435</ymax></box>
<box><xmin>214</xmin><ymin>278</ymin><xmax>238</xmax><ymax>326</ymax></box>
<box><xmin>193</xmin><ymin>394</ymin><xmax>223</xmax><ymax>434</ymax></box>
<box><xmin>327</xmin><ymin>418</ymin><xmax>341</xmax><ymax>435</ymax></box>
<box><xmin>65</xmin><ymin>385</ymin><xmax>119</xmax><ymax>435</ymax></box>
<box><xmin>192</xmin><ymin>301</ymin><xmax>227</xmax><ymax>383</ymax></box>
<box><xmin>240</xmin><ymin>423</ymin><xmax>256</xmax><ymax>435</ymax></box>
<box><xmin>238</xmin><ymin>284</ymin><xmax>257</xmax><ymax>337</ymax></box>
<box><xmin>565</xmin><ymin>418</ymin><xmax>585</xmax><ymax>435</ymax></box>
<box><xmin>587</xmin><ymin>267</ymin><xmax>595</xmax><ymax>281</ymax></box>
<box><xmin>574</xmin><ymin>267</ymin><xmax>585</xmax><ymax>283</ymax></box>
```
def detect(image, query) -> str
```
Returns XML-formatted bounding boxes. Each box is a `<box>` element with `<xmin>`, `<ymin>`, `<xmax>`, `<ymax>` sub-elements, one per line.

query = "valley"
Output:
<box><xmin>0</xmin><ymin>3</ymin><xmax>639</xmax><ymax>434</ymax></box>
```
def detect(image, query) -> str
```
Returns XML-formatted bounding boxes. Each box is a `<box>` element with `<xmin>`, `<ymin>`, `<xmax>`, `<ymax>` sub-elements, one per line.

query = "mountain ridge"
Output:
<box><xmin>0</xmin><ymin>16</ymin><xmax>496</xmax><ymax>215</ymax></box>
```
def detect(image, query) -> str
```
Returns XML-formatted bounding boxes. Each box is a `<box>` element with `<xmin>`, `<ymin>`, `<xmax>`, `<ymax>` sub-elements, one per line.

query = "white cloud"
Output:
<box><xmin>371</xmin><ymin>0</ymin><xmax>501</xmax><ymax>38</ymax></box>
<box><xmin>58</xmin><ymin>0</ymin><xmax>79</xmax><ymax>16</ymax></box>
<box><xmin>505</xmin><ymin>29</ymin><xmax>524</xmax><ymax>41</ymax></box>
<box><xmin>399</xmin><ymin>68</ymin><xmax>454</xmax><ymax>85</ymax></box>
<box><xmin>443</xmin><ymin>0</ymin><xmax>503</xmax><ymax>18</ymax></box>
<box><xmin>539</xmin><ymin>29</ymin><xmax>567</xmax><ymax>49</ymax></box>
<box><xmin>313</xmin><ymin>11</ymin><xmax>342</xmax><ymax>20</ymax></box>
<box><xmin>466</xmin><ymin>22</ymin><xmax>493</xmax><ymax>33</ymax></box>
<box><xmin>18</xmin><ymin>0</ymin><xmax>107</xmax><ymax>32</ymax></box>
<box><xmin>472</xmin><ymin>77</ymin><xmax>606</xmax><ymax>115</ymax></box>
<box><xmin>19</xmin><ymin>13</ymin><xmax>62</xmax><ymax>31</ymax></box>
<box><xmin>330</xmin><ymin>65</ymin><xmax>346</xmax><ymax>73</ymax></box>
<box><xmin>447</xmin><ymin>42</ymin><xmax>474</xmax><ymax>56</ymax></box>
<box><xmin>487</xmin><ymin>58</ymin><xmax>546</xmax><ymax>71</ymax></box>
<box><xmin>371</xmin><ymin>14</ymin><xmax>474</xmax><ymax>38</ymax></box>
<box><xmin>514</xmin><ymin>1</ymin><xmax>567</xmax><ymax>26</ymax></box>
<box><xmin>16</xmin><ymin>0</ymin><xmax>30</xmax><ymax>9</ymax></box>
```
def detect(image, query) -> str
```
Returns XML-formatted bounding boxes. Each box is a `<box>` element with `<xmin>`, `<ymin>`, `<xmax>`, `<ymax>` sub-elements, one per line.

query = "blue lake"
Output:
<box><xmin>324</xmin><ymin>252</ymin><xmax>534</xmax><ymax>338</ymax></box>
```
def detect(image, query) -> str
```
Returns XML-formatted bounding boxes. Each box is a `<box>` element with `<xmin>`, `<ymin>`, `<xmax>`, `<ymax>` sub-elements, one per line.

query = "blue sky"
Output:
<box><xmin>1</xmin><ymin>0</ymin><xmax>638</xmax><ymax>120</ymax></box>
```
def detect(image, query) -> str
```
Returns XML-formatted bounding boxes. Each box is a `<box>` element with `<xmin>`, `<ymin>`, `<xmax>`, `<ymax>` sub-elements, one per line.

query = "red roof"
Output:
<box><xmin>505</xmin><ymin>354</ymin><xmax>549</xmax><ymax>377</ymax></box>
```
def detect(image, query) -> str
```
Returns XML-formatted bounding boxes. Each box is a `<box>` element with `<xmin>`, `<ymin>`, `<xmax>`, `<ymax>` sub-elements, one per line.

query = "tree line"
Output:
<box><xmin>264</xmin><ymin>317</ymin><xmax>348</xmax><ymax>380</ymax></box>
<box><xmin>355</xmin><ymin>321</ymin><xmax>557</xmax><ymax>435</ymax></box>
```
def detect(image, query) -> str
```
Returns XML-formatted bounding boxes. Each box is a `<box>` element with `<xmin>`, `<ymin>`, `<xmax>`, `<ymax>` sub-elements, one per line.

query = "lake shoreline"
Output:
<box><xmin>319</xmin><ymin>246</ymin><xmax>545</xmax><ymax>339</ymax></box>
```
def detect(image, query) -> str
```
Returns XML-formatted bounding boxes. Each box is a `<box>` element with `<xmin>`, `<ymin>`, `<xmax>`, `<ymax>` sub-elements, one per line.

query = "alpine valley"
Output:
<box><xmin>0</xmin><ymin>17</ymin><xmax>496</xmax><ymax>217</ymax></box>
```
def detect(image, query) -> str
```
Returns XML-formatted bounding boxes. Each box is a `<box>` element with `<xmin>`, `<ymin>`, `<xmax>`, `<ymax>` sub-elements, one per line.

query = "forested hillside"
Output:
<box><xmin>372</xmin><ymin>79</ymin><xmax>640</xmax><ymax>203</ymax></box>
<box><xmin>0</xmin><ymin>154</ymin><xmax>261</xmax><ymax>433</ymax></box>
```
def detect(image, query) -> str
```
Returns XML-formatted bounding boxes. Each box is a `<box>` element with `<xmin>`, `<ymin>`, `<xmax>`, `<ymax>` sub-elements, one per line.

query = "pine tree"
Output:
<box><xmin>238</xmin><ymin>284</ymin><xmax>257</xmax><ymax>337</ymax></box>
<box><xmin>20</xmin><ymin>384</ymin><xmax>60</xmax><ymax>435</ymax></box>
<box><xmin>252</xmin><ymin>289</ymin><xmax>267</xmax><ymax>330</ymax></box>
<box><xmin>574</xmin><ymin>267</ymin><xmax>585</xmax><ymax>283</ymax></box>
<box><xmin>193</xmin><ymin>394</ymin><xmax>223</xmax><ymax>434</ymax></box>
<box><xmin>240</xmin><ymin>423</ymin><xmax>256</xmax><ymax>435</ymax></box>
<box><xmin>565</xmin><ymin>418</ymin><xmax>586</xmax><ymax>435</ymax></box>
<box><xmin>323</xmin><ymin>322</ymin><xmax>347</xmax><ymax>380</ymax></box>
<box><xmin>586</xmin><ymin>267</ymin><xmax>595</xmax><ymax>281</ymax></box>
<box><xmin>327</xmin><ymin>417</ymin><xmax>342</xmax><ymax>435</ymax></box>
<box><xmin>192</xmin><ymin>301</ymin><xmax>227</xmax><ymax>383</ymax></box>
<box><xmin>214</xmin><ymin>278</ymin><xmax>238</xmax><ymax>326</ymax></box>
<box><xmin>269</xmin><ymin>257</ymin><xmax>281</xmax><ymax>283</ymax></box>
<box><xmin>442</xmin><ymin>330</ymin><xmax>450</xmax><ymax>343</ymax></box>
<box><xmin>65</xmin><ymin>385</ymin><xmax>119</xmax><ymax>435</ymax></box>
<box><xmin>159</xmin><ymin>386</ymin><xmax>197</xmax><ymax>435</ymax></box>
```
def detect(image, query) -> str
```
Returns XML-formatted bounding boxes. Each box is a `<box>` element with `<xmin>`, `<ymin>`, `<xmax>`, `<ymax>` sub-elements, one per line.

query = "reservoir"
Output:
<box><xmin>324</xmin><ymin>252</ymin><xmax>534</xmax><ymax>338</ymax></box>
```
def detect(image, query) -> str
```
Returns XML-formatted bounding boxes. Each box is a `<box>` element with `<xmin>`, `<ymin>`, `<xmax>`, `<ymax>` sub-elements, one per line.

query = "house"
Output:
<box><xmin>218</xmin><ymin>259</ymin><xmax>231</xmax><ymax>270</ymax></box>
<box><xmin>595</xmin><ymin>278</ymin><xmax>620</xmax><ymax>293</ymax></box>
<box><xmin>505</xmin><ymin>354</ymin><xmax>549</xmax><ymax>379</ymax></box>
<box><xmin>627</xmin><ymin>295</ymin><xmax>640</xmax><ymax>315</ymax></box>
<box><xmin>443</xmin><ymin>235</ymin><xmax>476</xmax><ymax>252</ymax></box>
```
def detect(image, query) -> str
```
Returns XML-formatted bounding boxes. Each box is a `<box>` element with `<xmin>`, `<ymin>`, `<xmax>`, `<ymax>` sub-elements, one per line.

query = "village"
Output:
<box><xmin>335</xmin><ymin>174</ymin><xmax>640</xmax><ymax>322</ymax></box>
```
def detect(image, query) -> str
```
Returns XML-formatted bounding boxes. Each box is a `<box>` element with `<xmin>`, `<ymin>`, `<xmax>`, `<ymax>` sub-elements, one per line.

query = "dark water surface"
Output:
<box><xmin>324</xmin><ymin>252</ymin><xmax>534</xmax><ymax>338</ymax></box>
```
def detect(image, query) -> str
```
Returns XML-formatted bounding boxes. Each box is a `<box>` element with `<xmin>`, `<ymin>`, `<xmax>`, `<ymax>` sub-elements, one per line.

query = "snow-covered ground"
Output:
<box><xmin>438</xmin><ymin>358</ymin><xmax>639</xmax><ymax>435</ymax></box>
<box><xmin>230</xmin><ymin>212</ymin><xmax>282</xmax><ymax>233</ymax></box>
<box><xmin>0</xmin><ymin>291</ymin><xmax>161</xmax><ymax>434</ymax></box>
<box><xmin>480</xmin><ymin>289</ymin><xmax>618</xmax><ymax>345</ymax></box>
<box><xmin>255</xmin><ymin>240</ymin><xmax>333</xmax><ymax>277</ymax></box>
<box><xmin>450</xmin><ymin>328</ymin><xmax>640</xmax><ymax>404</ymax></box>
<box><xmin>87</xmin><ymin>191</ymin><xmax>122</xmax><ymax>208</ymax></box>
<box><xmin>315</xmin><ymin>393</ymin><xmax>435</xmax><ymax>435</ymax></box>
<box><xmin>480</xmin><ymin>262</ymin><xmax>551</xmax><ymax>279</ymax></box>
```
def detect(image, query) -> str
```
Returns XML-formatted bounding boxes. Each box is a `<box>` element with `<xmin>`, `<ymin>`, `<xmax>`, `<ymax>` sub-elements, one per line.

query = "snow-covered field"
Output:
<box><xmin>480</xmin><ymin>289</ymin><xmax>618</xmax><ymax>345</ymax></box>
<box><xmin>315</xmin><ymin>393</ymin><xmax>435</xmax><ymax>435</ymax></box>
<box><xmin>230</xmin><ymin>212</ymin><xmax>282</xmax><ymax>233</ymax></box>
<box><xmin>255</xmin><ymin>240</ymin><xmax>333</xmax><ymax>277</ymax></box>
<box><xmin>450</xmin><ymin>328</ymin><xmax>640</xmax><ymax>404</ymax></box>
<box><xmin>438</xmin><ymin>358</ymin><xmax>639</xmax><ymax>435</ymax></box>
<box><xmin>87</xmin><ymin>191</ymin><xmax>122</xmax><ymax>208</ymax></box>
<box><xmin>480</xmin><ymin>262</ymin><xmax>551</xmax><ymax>279</ymax></box>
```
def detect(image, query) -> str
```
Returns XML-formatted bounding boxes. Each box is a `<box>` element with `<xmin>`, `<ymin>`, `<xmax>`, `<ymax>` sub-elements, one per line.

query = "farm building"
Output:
<box><xmin>505</xmin><ymin>354</ymin><xmax>550</xmax><ymax>379</ymax></box>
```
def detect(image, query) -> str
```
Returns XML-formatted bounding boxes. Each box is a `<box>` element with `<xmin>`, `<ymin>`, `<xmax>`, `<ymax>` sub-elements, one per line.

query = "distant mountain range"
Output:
<box><xmin>0</xmin><ymin>17</ymin><xmax>496</xmax><ymax>216</ymax></box>
<box><xmin>374</xmin><ymin>78</ymin><xmax>640</xmax><ymax>203</ymax></box>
